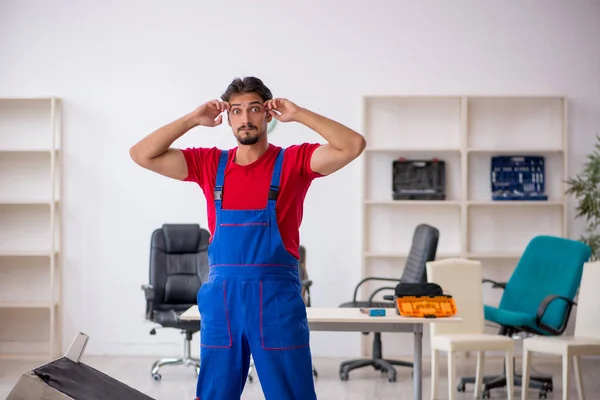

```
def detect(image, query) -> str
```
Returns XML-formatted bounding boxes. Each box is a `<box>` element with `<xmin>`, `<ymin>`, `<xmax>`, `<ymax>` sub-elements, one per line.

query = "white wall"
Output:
<box><xmin>1</xmin><ymin>0</ymin><xmax>599</xmax><ymax>359</ymax></box>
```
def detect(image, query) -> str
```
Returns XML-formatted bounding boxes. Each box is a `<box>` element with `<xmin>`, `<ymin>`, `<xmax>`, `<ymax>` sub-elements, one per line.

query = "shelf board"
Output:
<box><xmin>467</xmin><ymin>148</ymin><xmax>563</xmax><ymax>154</ymax></box>
<box><xmin>365</xmin><ymin>251</ymin><xmax>460</xmax><ymax>259</ymax></box>
<box><xmin>365</xmin><ymin>200</ymin><xmax>460</xmax><ymax>206</ymax></box>
<box><xmin>0</xmin><ymin>97</ymin><xmax>58</xmax><ymax>101</ymax></box>
<box><xmin>0</xmin><ymin>301</ymin><xmax>57</xmax><ymax>309</ymax></box>
<box><xmin>0</xmin><ymin>250</ymin><xmax>57</xmax><ymax>257</ymax></box>
<box><xmin>467</xmin><ymin>252</ymin><xmax>522</xmax><ymax>259</ymax></box>
<box><xmin>0</xmin><ymin>200</ymin><xmax>58</xmax><ymax>205</ymax></box>
<box><xmin>365</xmin><ymin>147</ymin><xmax>460</xmax><ymax>153</ymax></box>
<box><xmin>366</xmin><ymin>251</ymin><xmax>522</xmax><ymax>260</ymax></box>
<box><xmin>0</xmin><ymin>148</ymin><xmax>59</xmax><ymax>153</ymax></box>
<box><xmin>467</xmin><ymin>200</ymin><xmax>564</xmax><ymax>207</ymax></box>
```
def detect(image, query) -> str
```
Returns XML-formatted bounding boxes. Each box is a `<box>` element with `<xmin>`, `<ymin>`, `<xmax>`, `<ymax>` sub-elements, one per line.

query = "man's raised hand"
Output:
<box><xmin>264</xmin><ymin>98</ymin><xmax>302</xmax><ymax>123</ymax></box>
<box><xmin>191</xmin><ymin>100</ymin><xmax>230</xmax><ymax>127</ymax></box>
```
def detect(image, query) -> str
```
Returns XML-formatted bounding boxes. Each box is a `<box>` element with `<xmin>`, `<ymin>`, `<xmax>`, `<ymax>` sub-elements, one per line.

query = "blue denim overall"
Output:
<box><xmin>195</xmin><ymin>148</ymin><xmax>317</xmax><ymax>400</ymax></box>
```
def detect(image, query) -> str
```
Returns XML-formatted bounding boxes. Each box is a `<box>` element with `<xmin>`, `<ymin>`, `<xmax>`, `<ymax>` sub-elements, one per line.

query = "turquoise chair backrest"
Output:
<box><xmin>499</xmin><ymin>235</ymin><xmax>591</xmax><ymax>331</ymax></box>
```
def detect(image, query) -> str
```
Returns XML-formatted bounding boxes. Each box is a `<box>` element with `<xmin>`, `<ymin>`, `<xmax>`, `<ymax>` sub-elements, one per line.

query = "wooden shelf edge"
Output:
<box><xmin>467</xmin><ymin>200</ymin><xmax>564</xmax><ymax>207</ymax></box>
<box><xmin>365</xmin><ymin>252</ymin><xmax>460</xmax><ymax>259</ymax></box>
<box><xmin>362</xmin><ymin>94</ymin><xmax>565</xmax><ymax>100</ymax></box>
<box><xmin>0</xmin><ymin>300</ymin><xmax>59</xmax><ymax>308</ymax></box>
<box><xmin>0</xmin><ymin>200</ymin><xmax>60</xmax><ymax>206</ymax></box>
<box><xmin>0</xmin><ymin>149</ymin><xmax>60</xmax><ymax>153</ymax></box>
<box><xmin>365</xmin><ymin>200</ymin><xmax>563</xmax><ymax>206</ymax></box>
<box><xmin>0</xmin><ymin>96</ymin><xmax>60</xmax><ymax>101</ymax></box>
<box><xmin>0</xmin><ymin>251</ymin><xmax>58</xmax><ymax>257</ymax></box>
<box><xmin>365</xmin><ymin>147</ymin><xmax>460</xmax><ymax>153</ymax></box>
<box><xmin>365</xmin><ymin>200</ymin><xmax>460</xmax><ymax>206</ymax></box>
<box><xmin>467</xmin><ymin>253</ymin><xmax>522</xmax><ymax>259</ymax></box>
<box><xmin>467</xmin><ymin>148</ymin><xmax>563</xmax><ymax>154</ymax></box>
<box><xmin>365</xmin><ymin>252</ymin><xmax>522</xmax><ymax>260</ymax></box>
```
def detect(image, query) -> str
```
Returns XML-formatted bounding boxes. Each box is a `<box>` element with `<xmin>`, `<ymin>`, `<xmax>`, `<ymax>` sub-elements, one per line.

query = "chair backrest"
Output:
<box><xmin>499</xmin><ymin>235</ymin><xmax>591</xmax><ymax>331</ymax></box>
<box><xmin>426</xmin><ymin>258</ymin><xmax>485</xmax><ymax>341</ymax></box>
<box><xmin>299</xmin><ymin>245</ymin><xmax>309</xmax><ymax>304</ymax></box>
<box><xmin>149</xmin><ymin>224</ymin><xmax>210</xmax><ymax>309</ymax></box>
<box><xmin>574</xmin><ymin>261</ymin><xmax>600</xmax><ymax>339</ymax></box>
<box><xmin>299</xmin><ymin>245</ymin><xmax>307</xmax><ymax>281</ymax></box>
<box><xmin>401</xmin><ymin>224</ymin><xmax>440</xmax><ymax>283</ymax></box>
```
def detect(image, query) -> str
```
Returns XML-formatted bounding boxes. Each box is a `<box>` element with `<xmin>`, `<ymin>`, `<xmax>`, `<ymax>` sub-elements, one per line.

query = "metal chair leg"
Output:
<box><xmin>150</xmin><ymin>330</ymin><xmax>200</xmax><ymax>381</ymax></box>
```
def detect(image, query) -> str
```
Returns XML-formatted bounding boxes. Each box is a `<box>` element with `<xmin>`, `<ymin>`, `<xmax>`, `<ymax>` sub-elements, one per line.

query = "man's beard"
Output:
<box><xmin>237</xmin><ymin>124</ymin><xmax>263</xmax><ymax>145</ymax></box>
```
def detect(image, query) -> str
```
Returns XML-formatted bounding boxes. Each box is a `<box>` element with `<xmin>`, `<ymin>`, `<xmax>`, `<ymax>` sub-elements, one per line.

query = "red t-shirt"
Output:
<box><xmin>181</xmin><ymin>142</ymin><xmax>323</xmax><ymax>260</ymax></box>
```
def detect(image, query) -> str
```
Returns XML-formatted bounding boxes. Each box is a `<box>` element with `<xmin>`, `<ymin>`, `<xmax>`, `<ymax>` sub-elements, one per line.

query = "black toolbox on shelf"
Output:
<box><xmin>392</xmin><ymin>158</ymin><xmax>446</xmax><ymax>200</ymax></box>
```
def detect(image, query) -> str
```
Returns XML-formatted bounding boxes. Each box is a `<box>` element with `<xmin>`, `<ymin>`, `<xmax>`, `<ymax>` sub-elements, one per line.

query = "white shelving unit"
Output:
<box><xmin>360</xmin><ymin>95</ymin><xmax>567</xmax><ymax>357</ymax></box>
<box><xmin>0</xmin><ymin>98</ymin><xmax>62</xmax><ymax>359</ymax></box>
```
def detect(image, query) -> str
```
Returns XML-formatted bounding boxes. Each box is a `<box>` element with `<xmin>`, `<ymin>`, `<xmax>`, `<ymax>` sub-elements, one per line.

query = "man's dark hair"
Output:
<box><xmin>221</xmin><ymin>76</ymin><xmax>273</xmax><ymax>103</ymax></box>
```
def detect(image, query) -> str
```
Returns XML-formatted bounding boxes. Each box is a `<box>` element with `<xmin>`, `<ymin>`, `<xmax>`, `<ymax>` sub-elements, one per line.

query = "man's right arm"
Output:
<box><xmin>129</xmin><ymin>100</ymin><xmax>229</xmax><ymax>180</ymax></box>
<box><xmin>129</xmin><ymin>113</ymin><xmax>198</xmax><ymax>180</ymax></box>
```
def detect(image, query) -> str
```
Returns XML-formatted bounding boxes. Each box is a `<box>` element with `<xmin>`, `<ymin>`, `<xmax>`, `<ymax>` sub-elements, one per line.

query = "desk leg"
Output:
<box><xmin>413</xmin><ymin>323</ymin><xmax>423</xmax><ymax>400</ymax></box>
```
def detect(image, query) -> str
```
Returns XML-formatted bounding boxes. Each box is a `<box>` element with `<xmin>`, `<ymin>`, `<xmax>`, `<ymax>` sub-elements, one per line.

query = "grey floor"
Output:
<box><xmin>2</xmin><ymin>355</ymin><xmax>599</xmax><ymax>399</ymax></box>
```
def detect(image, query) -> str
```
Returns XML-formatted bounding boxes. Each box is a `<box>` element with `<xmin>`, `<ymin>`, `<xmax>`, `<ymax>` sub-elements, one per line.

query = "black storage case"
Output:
<box><xmin>392</xmin><ymin>159</ymin><xmax>446</xmax><ymax>200</ymax></box>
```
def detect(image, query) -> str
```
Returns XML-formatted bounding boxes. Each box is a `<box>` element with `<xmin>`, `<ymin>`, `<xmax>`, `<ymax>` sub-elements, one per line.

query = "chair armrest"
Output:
<box><xmin>141</xmin><ymin>284</ymin><xmax>155</xmax><ymax>320</ymax></box>
<box><xmin>301</xmin><ymin>279</ymin><xmax>313</xmax><ymax>289</ymax></box>
<box><xmin>351</xmin><ymin>277</ymin><xmax>402</xmax><ymax>303</ymax></box>
<box><xmin>482</xmin><ymin>278</ymin><xmax>507</xmax><ymax>290</ymax></box>
<box><xmin>535</xmin><ymin>294</ymin><xmax>577</xmax><ymax>335</ymax></box>
<box><xmin>367</xmin><ymin>286</ymin><xmax>397</xmax><ymax>305</ymax></box>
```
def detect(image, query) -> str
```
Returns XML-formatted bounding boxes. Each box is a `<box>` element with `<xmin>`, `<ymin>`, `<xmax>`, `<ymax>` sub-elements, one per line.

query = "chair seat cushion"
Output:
<box><xmin>339</xmin><ymin>301</ymin><xmax>396</xmax><ymax>309</ymax></box>
<box><xmin>153</xmin><ymin>309</ymin><xmax>200</xmax><ymax>332</ymax></box>
<box><xmin>484</xmin><ymin>305</ymin><xmax>538</xmax><ymax>332</ymax></box>
<box><xmin>523</xmin><ymin>336</ymin><xmax>600</xmax><ymax>356</ymax></box>
<box><xmin>432</xmin><ymin>333</ymin><xmax>515</xmax><ymax>352</ymax></box>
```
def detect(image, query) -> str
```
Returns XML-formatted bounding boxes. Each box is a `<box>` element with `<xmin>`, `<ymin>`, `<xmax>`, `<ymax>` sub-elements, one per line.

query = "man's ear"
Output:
<box><xmin>265</xmin><ymin>111</ymin><xmax>272</xmax><ymax>123</ymax></box>
<box><xmin>227</xmin><ymin>113</ymin><xmax>231</xmax><ymax>127</ymax></box>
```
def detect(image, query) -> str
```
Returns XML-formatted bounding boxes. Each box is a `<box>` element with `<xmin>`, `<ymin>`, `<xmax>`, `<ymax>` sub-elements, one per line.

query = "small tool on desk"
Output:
<box><xmin>359</xmin><ymin>308</ymin><xmax>386</xmax><ymax>317</ymax></box>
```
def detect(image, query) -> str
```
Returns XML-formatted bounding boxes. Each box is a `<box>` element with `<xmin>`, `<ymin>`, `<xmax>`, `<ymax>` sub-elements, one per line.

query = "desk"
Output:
<box><xmin>180</xmin><ymin>306</ymin><xmax>461</xmax><ymax>400</ymax></box>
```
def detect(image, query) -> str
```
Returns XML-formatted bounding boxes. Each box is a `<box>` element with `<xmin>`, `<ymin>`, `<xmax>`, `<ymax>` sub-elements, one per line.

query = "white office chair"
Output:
<box><xmin>521</xmin><ymin>261</ymin><xmax>600</xmax><ymax>400</ymax></box>
<box><xmin>427</xmin><ymin>258</ymin><xmax>515</xmax><ymax>400</ymax></box>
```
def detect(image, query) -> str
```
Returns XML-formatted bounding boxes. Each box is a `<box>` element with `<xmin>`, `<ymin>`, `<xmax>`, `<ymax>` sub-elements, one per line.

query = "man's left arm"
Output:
<box><xmin>291</xmin><ymin>107</ymin><xmax>366</xmax><ymax>175</ymax></box>
<box><xmin>264</xmin><ymin>97</ymin><xmax>366</xmax><ymax>177</ymax></box>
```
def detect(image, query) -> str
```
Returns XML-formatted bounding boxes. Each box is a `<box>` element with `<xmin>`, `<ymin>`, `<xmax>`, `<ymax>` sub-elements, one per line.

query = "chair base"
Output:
<box><xmin>150</xmin><ymin>330</ymin><xmax>200</xmax><ymax>381</ymax></box>
<box><xmin>458</xmin><ymin>373</ymin><xmax>553</xmax><ymax>399</ymax></box>
<box><xmin>339</xmin><ymin>332</ymin><xmax>413</xmax><ymax>383</ymax></box>
<box><xmin>339</xmin><ymin>357</ymin><xmax>413</xmax><ymax>382</ymax></box>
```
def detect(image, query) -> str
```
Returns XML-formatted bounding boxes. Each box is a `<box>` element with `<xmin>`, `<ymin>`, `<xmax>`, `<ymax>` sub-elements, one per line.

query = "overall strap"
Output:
<box><xmin>268</xmin><ymin>148</ymin><xmax>285</xmax><ymax>205</ymax></box>
<box><xmin>214</xmin><ymin>150</ymin><xmax>229</xmax><ymax>209</ymax></box>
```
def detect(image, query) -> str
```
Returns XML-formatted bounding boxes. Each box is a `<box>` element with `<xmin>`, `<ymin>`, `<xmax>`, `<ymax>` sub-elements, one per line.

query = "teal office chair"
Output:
<box><xmin>457</xmin><ymin>235</ymin><xmax>591</xmax><ymax>399</ymax></box>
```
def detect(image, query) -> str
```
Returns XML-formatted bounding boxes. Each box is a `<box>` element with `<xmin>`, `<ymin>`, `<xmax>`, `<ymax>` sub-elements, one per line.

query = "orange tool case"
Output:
<box><xmin>384</xmin><ymin>282</ymin><xmax>457</xmax><ymax>318</ymax></box>
<box><xmin>395</xmin><ymin>295</ymin><xmax>456</xmax><ymax>318</ymax></box>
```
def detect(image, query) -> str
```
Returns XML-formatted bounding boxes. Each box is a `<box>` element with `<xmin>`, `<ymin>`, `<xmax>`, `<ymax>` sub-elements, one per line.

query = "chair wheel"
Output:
<box><xmin>152</xmin><ymin>373</ymin><xmax>161</xmax><ymax>381</ymax></box>
<box><xmin>388</xmin><ymin>373</ymin><xmax>397</xmax><ymax>383</ymax></box>
<box><xmin>482</xmin><ymin>390</ymin><xmax>491</xmax><ymax>399</ymax></box>
<box><xmin>457</xmin><ymin>383</ymin><xmax>466</xmax><ymax>392</ymax></box>
<box><xmin>248</xmin><ymin>375</ymin><xmax>254</xmax><ymax>383</ymax></box>
<box><xmin>340</xmin><ymin>371</ymin><xmax>349</xmax><ymax>381</ymax></box>
<box><xmin>313</xmin><ymin>369</ymin><xmax>318</xmax><ymax>378</ymax></box>
<box><xmin>538</xmin><ymin>390</ymin><xmax>548</xmax><ymax>399</ymax></box>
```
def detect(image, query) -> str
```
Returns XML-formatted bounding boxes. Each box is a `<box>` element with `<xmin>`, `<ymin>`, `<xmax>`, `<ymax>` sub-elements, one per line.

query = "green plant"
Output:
<box><xmin>565</xmin><ymin>135</ymin><xmax>600</xmax><ymax>261</ymax></box>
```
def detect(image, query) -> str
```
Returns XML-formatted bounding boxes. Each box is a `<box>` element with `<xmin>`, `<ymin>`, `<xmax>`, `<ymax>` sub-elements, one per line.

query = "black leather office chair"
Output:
<box><xmin>299</xmin><ymin>245</ymin><xmax>313</xmax><ymax>307</ymax></box>
<box><xmin>141</xmin><ymin>223</ymin><xmax>210</xmax><ymax>381</ymax></box>
<box><xmin>338</xmin><ymin>224</ymin><xmax>439</xmax><ymax>382</ymax></box>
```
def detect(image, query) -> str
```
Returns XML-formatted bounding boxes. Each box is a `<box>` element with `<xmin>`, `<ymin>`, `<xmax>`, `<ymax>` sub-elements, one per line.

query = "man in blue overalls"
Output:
<box><xmin>129</xmin><ymin>76</ymin><xmax>366</xmax><ymax>399</ymax></box>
